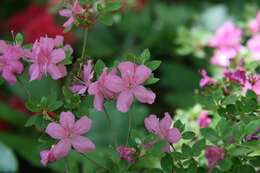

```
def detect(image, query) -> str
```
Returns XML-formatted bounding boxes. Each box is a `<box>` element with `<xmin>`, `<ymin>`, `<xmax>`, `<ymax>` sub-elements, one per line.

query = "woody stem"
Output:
<box><xmin>103</xmin><ymin>106</ymin><xmax>118</xmax><ymax>147</ymax></box>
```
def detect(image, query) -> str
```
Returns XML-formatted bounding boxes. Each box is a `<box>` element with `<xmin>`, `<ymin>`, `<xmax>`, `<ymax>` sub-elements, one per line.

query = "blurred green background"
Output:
<box><xmin>0</xmin><ymin>0</ymin><xmax>260</xmax><ymax>172</ymax></box>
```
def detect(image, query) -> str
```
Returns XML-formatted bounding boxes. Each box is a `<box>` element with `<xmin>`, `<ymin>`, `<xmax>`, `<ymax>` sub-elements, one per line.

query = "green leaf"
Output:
<box><xmin>25</xmin><ymin>99</ymin><xmax>43</xmax><ymax>112</ymax></box>
<box><xmin>171</xmin><ymin>151</ymin><xmax>187</xmax><ymax>160</ymax></box>
<box><xmin>219</xmin><ymin>159</ymin><xmax>232</xmax><ymax>172</ymax></box>
<box><xmin>47</xmin><ymin>100</ymin><xmax>63</xmax><ymax>111</ymax></box>
<box><xmin>182</xmin><ymin>131</ymin><xmax>196</xmax><ymax>140</ymax></box>
<box><xmin>24</xmin><ymin>115</ymin><xmax>40</xmax><ymax>127</ymax></box>
<box><xmin>181</xmin><ymin>144</ymin><xmax>192</xmax><ymax>156</ymax></box>
<box><xmin>100</xmin><ymin>13</ymin><xmax>113</xmax><ymax>26</ymax></box>
<box><xmin>0</xmin><ymin>142</ymin><xmax>18</xmax><ymax>172</ymax></box>
<box><xmin>149</xmin><ymin>168</ymin><xmax>165</xmax><ymax>173</ymax></box>
<box><xmin>191</xmin><ymin>139</ymin><xmax>206</xmax><ymax>156</ymax></box>
<box><xmin>200</xmin><ymin>128</ymin><xmax>219</xmax><ymax>144</ymax></box>
<box><xmin>161</xmin><ymin>154</ymin><xmax>173</xmax><ymax>172</ymax></box>
<box><xmin>15</xmin><ymin>33</ymin><xmax>24</xmax><ymax>45</ymax></box>
<box><xmin>140</xmin><ymin>49</ymin><xmax>151</xmax><ymax>63</ymax></box>
<box><xmin>146</xmin><ymin>60</ymin><xmax>162</xmax><ymax>71</ymax></box>
<box><xmin>105</xmin><ymin>1</ymin><xmax>121</xmax><ymax>12</ymax></box>
<box><xmin>174</xmin><ymin>120</ymin><xmax>185</xmax><ymax>132</ymax></box>
<box><xmin>144</xmin><ymin>77</ymin><xmax>160</xmax><ymax>85</ymax></box>
<box><xmin>244</xmin><ymin>119</ymin><xmax>260</xmax><ymax>136</ymax></box>
<box><xmin>94</xmin><ymin>59</ymin><xmax>106</xmax><ymax>78</ymax></box>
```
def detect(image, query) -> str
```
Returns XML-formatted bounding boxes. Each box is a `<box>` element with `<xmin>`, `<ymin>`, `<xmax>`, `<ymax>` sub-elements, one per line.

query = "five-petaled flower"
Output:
<box><xmin>59</xmin><ymin>0</ymin><xmax>85</xmax><ymax>28</ymax></box>
<box><xmin>28</xmin><ymin>36</ymin><xmax>68</xmax><ymax>81</ymax></box>
<box><xmin>71</xmin><ymin>60</ymin><xmax>94</xmax><ymax>94</ymax></box>
<box><xmin>144</xmin><ymin>112</ymin><xmax>181</xmax><ymax>152</ymax></box>
<box><xmin>105</xmin><ymin>61</ymin><xmax>156</xmax><ymax>112</ymax></box>
<box><xmin>44</xmin><ymin>111</ymin><xmax>95</xmax><ymax>163</ymax></box>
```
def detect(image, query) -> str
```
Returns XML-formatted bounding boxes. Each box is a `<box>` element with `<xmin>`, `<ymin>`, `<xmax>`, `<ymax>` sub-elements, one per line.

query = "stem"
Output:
<box><xmin>81</xmin><ymin>154</ymin><xmax>109</xmax><ymax>172</ymax></box>
<box><xmin>103</xmin><ymin>106</ymin><xmax>118</xmax><ymax>147</ymax></box>
<box><xmin>81</xmin><ymin>29</ymin><xmax>88</xmax><ymax>60</ymax></box>
<box><xmin>64</xmin><ymin>157</ymin><xmax>70</xmax><ymax>173</ymax></box>
<box><xmin>125</xmin><ymin>111</ymin><xmax>132</xmax><ymax>146</ymax></box>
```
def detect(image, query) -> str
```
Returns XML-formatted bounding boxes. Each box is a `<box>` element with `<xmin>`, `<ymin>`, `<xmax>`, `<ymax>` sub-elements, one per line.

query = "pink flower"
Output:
<box><xmin>247</xmin><ymin>34</ymin><xmax>260</xmax><ymax>60</ymax></box>
<box><xmin>205</xmin><ymin>146</ymin><xmax>224</xmax><ymax>168</ymax></box>
<box><xmin>209</xmin><ymin>22</ymin><xmax>242</xmax><ymax>67</ymax></box>
<box><xmin>210</xmin><ymin>48</ymin><xmax>238</xmax><ymax>67</ymax></box>
<box><xmin>144</xmin><ymin>113</ymin><xmax>181</xmax><ymax>152</ymax></box>
<box><xmin>249</xmin><ymin>11</ymin><xmax>260</xmax><ymax>33</ymax></box>
<box><xmin>28</xmin><ymin>36</ymin><xmax>68</xmax><ymax>81</ymax></box>
<box><xmin>224</xmin><ymin>67</ymin><xmax>247</xmax><ymax>86</ymax></box>
<box><xmin>71</xmin><ymin>60</ymin><xmax>94</xmax><ymax>94</ymax></box>
<box><xmin>0</xmin><ymin>40</ymin><xmax>27</xmax><ymax>85</ymax></box>
<box><xmin>209</xmin><ymin>22</ymin><xmax>242</xmax><ymax>49</ymax></box>
<box><xmin>40</xmin><ymin>147</ymin><xmax>56</xmax><ymax>166</ymax></box>
<box><xmin>59</xmin><ymin>0</ymin><xmax>85</xmax><ymax>28</ymax></box>
<box><xmin>199</xmin><ymin>69</ymin><xmax>216</xmax><ymax>88</ymax></box>
<box><xmin>117</xmin><ymin>146</ymin><xmax>135</xmax><ymax>163</ymax></box>
<box><xmin>88</xmin><ymin>68</ymin><xmax>117</xmax><ymax>111</ymax></box>
<box><xmin>244</xmin><ymin>75</ymin><xmax>260</xmax><ymax>95</ymax></box>
<box><xmin>45</xmin><ymin>111</ymin><xmax>95</xmax><ymax>160</ymax></box>
<box><xmin>104</xmin><ymin>61</ymin><xmax>156</xmax><ymax>112</ymax></box>
<box><xmin>197</xmin><ymin>111</ymin><xmax>211</xmax><ymax>128</ymax></box>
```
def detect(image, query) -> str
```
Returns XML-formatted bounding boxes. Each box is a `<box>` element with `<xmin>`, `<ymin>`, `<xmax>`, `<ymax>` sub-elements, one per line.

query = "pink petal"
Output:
<box><xmin>53</xmin><ymin>139</ymin><xmax>71</xmax><ymax>159</ymax></box>
<box><xmin>166</xmin><ymin>128</ymin><xmax>181</xmax><ymax>144</ymax></box>
<box><xmin>73</xmin><ymin>116</ymin><xmax>92</xmax><ymax>135</ymax></box>
<box><xmin>132</xmin><ymin>85</ymin><xmax>155</xmax><ymax>104</ymax></box>
<box><xmin>60</xmin><ymin>111</ymin><xmax>75</xmax><ymax>130</ymax></box>
<box><xmin>63</xmin><ymin>17</ymin><xmax>74</xmax><ymax>28</ymax></box>
<box><xmin>88</xmin><ymin>82</ymin><xmax>99</xmax><ymax>95</ymax></box>
<box><xmin>72</xmin><ymin>0</ymin><xmax>85</xmax><ymax>14</ymax></box>
<box><xmin>40</xmin><ymin>150</ymin><xmax>49</xmax><ymax>166</ymax></box>
<box><xmin>93</xmin><ymin>92</ymin><xmax>104</xmax><ymax>111</ymax></box>
<box><xmin>71</xmin><ymin>136</ymin><xmax>95</xmax><ymax>153</ymax></box>
<box><xmin>117</xmin><ymin>90</ymin><xmax>133</xmax><ymax>112</ymax></box>
<box><xmin>47</xmin><ymin>64</ymin><xmax>63</xmax><ymax>80</ymax></box>
<box><xmin>54</xmin><ymin>35</ymin><xmax>64</xmax><ymax>47</ymax></box>
<box><xmin>29</xmin><ymin>64</ymin><xmax>41</xmax><ymax>81</ymax></box>
<box><xmin>160</xmin><ymin>112</ymin><xmax>172</xmax><ymax>130</ymax></box>
<box><xmin>105</xmin><ymin>74</ymin><xmax>126</xmax><ymax>92</ymax></box>
<box><xmin>83</xmin><ymin>61</ymin><xmax>93</xmax><ymax>82</ymax></box>
<box><xmin>59</xmin><ymin>9</ymin><xmax>72</xmax><ymax>17</ymax></box>
<box><xmin>46</xmin><ymin>122</ymin><xmax>66</xmax><ymax>139</ymax></box>
<box><xmin>0</xmin><ymin>40</ymin><xmax>7</xmax><ymax>53</ymax></box>
<box><xmin>50</xmin><ymin>48</ymin><xmax>65</xmax><ymax>64</ymax></box>
<box><xmin>118</xmin><ymin>61</ymin><xmax>135</xmax><ymax>81</ymax></box>
<box><xmin>144</xmin><ymin>114</ymin><xmax>160</xmax><ymax>134</ymax></box>
<box><xmin>57</xmin><ymin>64</ymin><xmax>67</xmax><ymax>78</ymax></box>
<box><xmin>2</xmin><ymin>69</ymin><xmax>17</xmax><ymax>85</ymax></box>
<box><xmin>134</xmin><ymin>65</ymin><xmax>152</xmax><ymax>84</ymax></box>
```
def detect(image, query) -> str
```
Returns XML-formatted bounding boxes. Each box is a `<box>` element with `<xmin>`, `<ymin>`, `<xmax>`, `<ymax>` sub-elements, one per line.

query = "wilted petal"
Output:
<box><xmin>71</xmin><ymin>136</ymin><xmax>95</xmax><ymax>153</ymax></box>
<box><xmin>73</xmin><ymin>116</ymin><xmax>92</xmax><ymax>135</ymax></box>
<box><xmin>59</xmin><ymin>9</ymin><xmax>72</xmax><ymax>17</ymax></box>
<box><xmin>117</xmin><ymin>90</ymin><xmax>133</xmax><ymax>112</ymax></box>
<box><xmin>60</xmin><ymin>111</ymin><xmax>75</xmax><ymax>130</ymax></box>
<box><xmin>132</xmin><ymin>85</ymin><xmax>155</xmax><ymax>104</ymax></box>
<box><xmin>134</xmin><ymin>65</ymin><xmax>151</xmax><ymax>84</ymax></box>
<box><xmin>166</xmin><ymin>128</ymin><xmax>181</xmax><ymax>144</ymax></box>
<box><xmin>53</xmin><ymin>139</ymin><xmax>71</xmax><ymax>159</ymax></box>
<box><xmin>46</xmin><ymin>122</ymin><xmax>66</xmax><ymax>139</ymax></box>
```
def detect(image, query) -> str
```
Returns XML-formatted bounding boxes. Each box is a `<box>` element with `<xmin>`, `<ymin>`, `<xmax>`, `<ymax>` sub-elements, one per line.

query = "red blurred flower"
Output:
<box><xmin>7</xmin><ymin>4</ymin><xmax>75</xmax><ymax>43</ymax></box>
<box><xmin>0</xmin><ymin>119</ymin><xmax>11</xmax><ymax>132</ymax></box>
<box><xmin>8</xmin><ymin>96</ymin><xmax>31</xmax><ymax>115</ymax></box>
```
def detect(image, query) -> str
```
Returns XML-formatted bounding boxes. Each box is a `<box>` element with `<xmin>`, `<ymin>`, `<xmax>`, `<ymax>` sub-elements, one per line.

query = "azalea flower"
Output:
<box><xmin>249</xmin><ymin>11</ymin><xmax>260</xmax><ymax>33</ymax></box>
<box><xmin>0</xmin><ymin>40</ymin><xmax>27</xmax><ymax>85</ymax></box>
<box><xmin>45</xmin><ymin>111</ymin><xmax>95</xmax><ymax>161</ymax></box>
<box><xmin>144</xmin><ymin>113</ymin><xmax>181</xmax><ymax>152</ymax></box>
<box><xmin>199</xmin><ymin>69</ymin><xmax>216</xmax><ymax>88</ymax></box>
<box><xmin>59</xmin><ymin>0</ymin><xmax>85</xmax><ymax>28</ymax></box>
<box><xmin>205</xmin><ymin>146</ymin><xmax>224</xmax><ymax>168</ymax></box>
<box><xmin>88</xmin><ymin>68</ymin><xmax>117</xmax><ymax>111</ymax></box>
<box><xmin>247</xmin><ymin>34</ymin><xmax>260</xmax><ymax>60</ymax></box>
<box><xmin>197</xmin><ymin>111</ymin><xmax>211</xmax><ymax>128</ymax></box>
<box><xmin>28</xmin><ymin>36</ymin><xmax>68</xmax><ymax>81</ymax></box>
<box><xmin>209</xmin><ymin>22</ymin><xmax>242</xmax><ymax>67</ymax></box>
<box><xmin>71</xmin><ymin>60</ymin><xmax>94</xmax><ymax>94</ymax></box>
<box><xmin>117</xmin><ymin>146</ymin><xmax>135</xmax><ymax>163</ymax></box>
<box><xmin>104</xmin><ymin>61</ymin><xmax>156</xmax><ymax>112</ymax></box>
<box><xmin>224</xmin><ymin>67</ymin><xmax>246</xmax><ymax>86</ymax></box>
